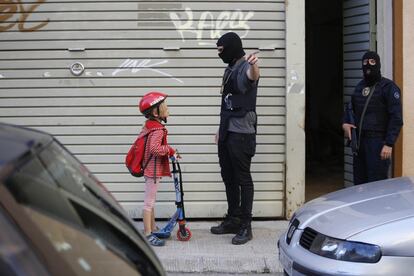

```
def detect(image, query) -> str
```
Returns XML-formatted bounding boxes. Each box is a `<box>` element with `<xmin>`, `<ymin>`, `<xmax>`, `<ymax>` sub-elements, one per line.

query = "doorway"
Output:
<box><xmin>305</xmin><ymin>0</ymin><xmax>344</xmax><ymax>201</ymax></box>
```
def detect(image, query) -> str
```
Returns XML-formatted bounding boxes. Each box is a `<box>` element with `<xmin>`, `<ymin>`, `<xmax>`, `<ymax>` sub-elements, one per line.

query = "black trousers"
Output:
<box><xmin>353</xmin><ymin>136</ymin><xmax>390</xmax><ymax>185</ymax></box>
<box><xmin>218</xmin><ymin>132</ymin><xmax>256</xmax><ymax>223</ymax></box>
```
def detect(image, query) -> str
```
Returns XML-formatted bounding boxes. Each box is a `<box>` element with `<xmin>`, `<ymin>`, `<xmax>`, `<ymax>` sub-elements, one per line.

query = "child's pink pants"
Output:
<box><xmin>143</xmin><ymin>177</ymin><xmax>160</xmax><ymax>211</ymax></box>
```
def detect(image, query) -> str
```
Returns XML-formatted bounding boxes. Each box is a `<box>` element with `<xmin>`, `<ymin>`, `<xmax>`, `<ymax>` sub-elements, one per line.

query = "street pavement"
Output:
<box><xmin>133</xmin><ymin>220</ymin><xmax>289</xmax><ymax>275</ymax></box>
<box><xmin>168</xmin><ymin>273</ymin><xmax>284</xmax><ymax>276</ymax></box>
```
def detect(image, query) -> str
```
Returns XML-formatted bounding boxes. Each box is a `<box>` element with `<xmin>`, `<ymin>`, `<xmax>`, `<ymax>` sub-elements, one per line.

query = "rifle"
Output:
<box><xmin>345</xmin><ymin>102</ymin><xmax>358</xmax><ymax>156</ymax></box>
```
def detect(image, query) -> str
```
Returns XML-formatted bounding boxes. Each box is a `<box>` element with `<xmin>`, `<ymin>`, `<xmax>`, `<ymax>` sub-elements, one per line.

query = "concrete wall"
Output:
<box><xmin>403</xmin><ymin>1</ymin><xmax>414</xmax><ymax>176</ymax></box>
<box><xmin>285</xmin><ymin>0</ymin><xmax>305</xmax><ymax>218</ymax></box>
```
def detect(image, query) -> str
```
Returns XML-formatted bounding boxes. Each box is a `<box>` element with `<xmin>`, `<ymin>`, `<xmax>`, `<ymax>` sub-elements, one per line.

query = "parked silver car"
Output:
<box><xmin>0</xmin><ymin>123</ymin><xmax>166</xmax><ymax>276</ymax></box>
<box><xmin>278</xmin><ymin>177</ymin><xmax>414</xmax><ymax>276</ymax></box>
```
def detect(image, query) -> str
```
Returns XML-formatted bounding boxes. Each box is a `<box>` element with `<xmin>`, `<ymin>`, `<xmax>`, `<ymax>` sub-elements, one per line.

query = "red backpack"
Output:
<box><xmin>125</xmin><ymin>133</ymin><xmax>153</xmax><ymax>177</ymax></box>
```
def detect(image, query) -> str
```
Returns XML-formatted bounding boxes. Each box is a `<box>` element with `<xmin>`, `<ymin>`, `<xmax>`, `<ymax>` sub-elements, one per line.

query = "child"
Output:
<box><xmin>138</xmin><ymin>91</ymin><xmax>177</xmax><ymax>246</ymax></box>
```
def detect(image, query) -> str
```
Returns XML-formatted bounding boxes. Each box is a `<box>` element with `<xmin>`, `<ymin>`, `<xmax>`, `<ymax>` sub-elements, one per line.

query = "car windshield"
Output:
<box><xmin>4</xmin><ymin>141</ymin><xmax>160</xmax><ymax>276</ymax></box>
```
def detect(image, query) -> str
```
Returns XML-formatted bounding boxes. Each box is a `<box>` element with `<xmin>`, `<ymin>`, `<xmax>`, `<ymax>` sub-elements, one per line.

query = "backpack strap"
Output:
<box><xmin>141</xmin><ymin>133</ymin><xmax>153</xmax><ymax>171</ymax></box>
<box><xmin>152</xmin><ymin>129</ymin><xmax>167</xmax><ymax>181</ymax></box>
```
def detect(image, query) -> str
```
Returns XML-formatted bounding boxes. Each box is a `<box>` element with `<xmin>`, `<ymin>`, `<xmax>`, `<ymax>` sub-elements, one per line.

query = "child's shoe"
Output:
<box><xmin>146</xmin><ymin>233</ymin><xmax>165</xmax><ymax>246</ymax></box>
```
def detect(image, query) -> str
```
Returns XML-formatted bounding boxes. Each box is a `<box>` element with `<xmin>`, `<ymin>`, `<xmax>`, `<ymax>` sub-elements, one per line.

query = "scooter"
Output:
<box><xmin>153</xmin><ymin>157</ymin><xmax>192</xmax><ymax>241</ymax></box>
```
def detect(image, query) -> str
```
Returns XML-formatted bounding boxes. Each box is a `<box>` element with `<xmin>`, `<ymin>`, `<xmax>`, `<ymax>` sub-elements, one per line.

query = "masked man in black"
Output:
<box><xmin>210</xmin><ymin>32</ymin><xmax>260</xmax><ymax>245</ymax></box>
<box><xmin>343</xmin><ymin>51</ymin><xmax>403</xmax><ymax>184</ymax></box>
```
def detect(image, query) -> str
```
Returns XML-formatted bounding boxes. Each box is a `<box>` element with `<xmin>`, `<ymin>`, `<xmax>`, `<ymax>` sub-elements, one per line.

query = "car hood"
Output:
<box><xmin>295</xmin><ymin>177</ymin><xmax>414</xmax><ymax>239</ymax></box>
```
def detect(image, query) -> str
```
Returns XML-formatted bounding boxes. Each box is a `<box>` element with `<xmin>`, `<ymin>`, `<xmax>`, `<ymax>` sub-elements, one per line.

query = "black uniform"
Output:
<box><xmin>219</xmin><ymin>59</ymin><xmax>258</xmax><ymax>223</ymax></box>
<box><xmin>345</xmin><ymin>51</ymin><xmax>403</xmax><ymax>184</ymax></box>
<box><xmin>210</xmin><ymin>32</ymin><xmax>259</xmax><ymax>245</ymax></box>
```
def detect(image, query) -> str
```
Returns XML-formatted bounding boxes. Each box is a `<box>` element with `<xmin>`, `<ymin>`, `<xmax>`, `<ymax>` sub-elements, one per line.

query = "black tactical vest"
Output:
<box><xmin>219</xmin><ymin>60</ymin><xmax>258</xmax><ymax>141</ymax></box>
<box><xmin>352</xmin><ymin>78</ymin><xmax>389</xmax><ymax>134</ymax></box>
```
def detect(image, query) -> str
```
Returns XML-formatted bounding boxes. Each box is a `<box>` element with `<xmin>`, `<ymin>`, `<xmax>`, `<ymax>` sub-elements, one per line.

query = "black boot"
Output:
<box><xmin>232</xmin><ymin>223</ymin><xmax>252</xmax><ymax>245</ymax></box>
<box><xmin>210</xmin><ymin>214</ymin><xmax>241</xmax><ymax>234</ymax></box>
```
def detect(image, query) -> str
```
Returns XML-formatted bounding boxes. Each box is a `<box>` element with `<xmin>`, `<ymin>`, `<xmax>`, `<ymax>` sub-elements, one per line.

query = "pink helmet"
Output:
<box><xmin>139</xmin><ymin>91</ymin><xmax>168</xmax><ymax>115</ymax></box>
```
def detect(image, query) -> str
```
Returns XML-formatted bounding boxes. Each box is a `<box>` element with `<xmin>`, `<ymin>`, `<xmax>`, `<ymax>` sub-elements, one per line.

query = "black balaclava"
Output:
<box><xmin>216</xmin><ymin>32</ymin><xmax>245</xmax><ymax>65</ymax></box>
<box><xmin>362</xmin><ymin>51</ymin><xmax>381</xmax><ymax>86</ymax></box>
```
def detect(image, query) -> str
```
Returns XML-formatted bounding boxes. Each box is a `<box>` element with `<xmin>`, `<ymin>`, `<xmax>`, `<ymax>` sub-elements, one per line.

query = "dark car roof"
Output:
<box><xmin>0</xmin><ymin>123</ymin><xmax>52</xmax><ymax>169</ymax></box>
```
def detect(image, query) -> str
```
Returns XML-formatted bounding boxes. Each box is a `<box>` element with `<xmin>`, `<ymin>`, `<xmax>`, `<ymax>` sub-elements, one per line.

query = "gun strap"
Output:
<box><xmin>357</xmin><ymin>82</ymin><xmax>377</xmax><ymax>150</ymax></box>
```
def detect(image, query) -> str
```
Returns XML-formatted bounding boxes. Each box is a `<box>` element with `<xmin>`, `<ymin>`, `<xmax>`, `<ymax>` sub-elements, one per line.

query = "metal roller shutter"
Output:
<box><xmin>0</xmin><ymin>0</ymin><xmax>286</xmax><ymax>218</ymax></box>
<box><xmin>343</xmin><ymin>0</ymin><xmax>375</xmax><ymax>186</ymax></box>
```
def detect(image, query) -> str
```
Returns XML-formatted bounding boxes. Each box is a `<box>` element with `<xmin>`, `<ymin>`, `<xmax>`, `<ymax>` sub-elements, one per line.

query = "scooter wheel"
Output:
<box><xmin>177</xmin><ymin>227</ymin><xmax>192</xmax><ymax>241</ymax></box>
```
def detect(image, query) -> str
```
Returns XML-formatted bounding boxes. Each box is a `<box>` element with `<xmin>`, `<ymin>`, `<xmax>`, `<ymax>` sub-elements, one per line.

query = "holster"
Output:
<box><xmin>345</xmin><ymin>102</ymin><xmax>358</xmax><ymax>156</ymax></box>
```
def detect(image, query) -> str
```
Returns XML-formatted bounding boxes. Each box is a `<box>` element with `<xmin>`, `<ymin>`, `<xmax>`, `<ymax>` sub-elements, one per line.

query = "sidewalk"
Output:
<box><xmin>133</xmin><ymin>220</ymin><xmax>289</xmax><ymax>274</ymax></box>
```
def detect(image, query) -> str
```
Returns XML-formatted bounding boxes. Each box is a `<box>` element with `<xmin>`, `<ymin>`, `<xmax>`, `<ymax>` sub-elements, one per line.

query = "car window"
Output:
<box><xmin>0</xmin><ymin>208</ymin><xmax>50</xmax><ymax>276</ymax></box>
<box><xmin>4</xmin><ymin>155</ymin><xmax>83</xmax><ymax>227</ymax></box>
<box><xmin>37</xmin><ymin>142</ymin><xmax>148</xmax><ymax>245</ymax></box>
<box><xmin>38</xmin><ymin>142</ymin><xmax>132</xmax><ymax>227</ymax></box>
<box><xmin>22</xmin><ymin>206</ymin><xmax>141</xmax><ymax>276</ymax></box>
<box><xmin>37</xmin><ymin>142</ymin><xmax>96</xmax><ymax>203</ymax></box>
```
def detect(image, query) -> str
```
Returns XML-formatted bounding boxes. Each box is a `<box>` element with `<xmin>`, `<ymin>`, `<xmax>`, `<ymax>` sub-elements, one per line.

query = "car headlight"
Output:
<box><xmin>309</xmin><ymin>234</ymin><xmax>381</xmax><ymax>263</ymax></box>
